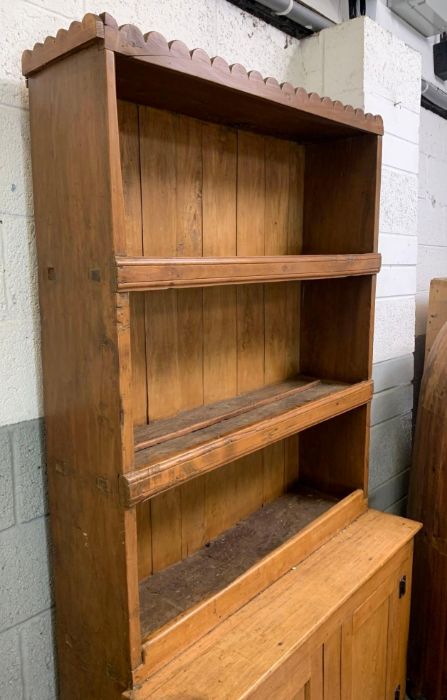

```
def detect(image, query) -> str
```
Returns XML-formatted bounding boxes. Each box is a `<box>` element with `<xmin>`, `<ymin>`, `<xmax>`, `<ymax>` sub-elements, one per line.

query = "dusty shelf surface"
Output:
<box><xmin>139</xmin><ymin>485</ymin><xmax>338</xmax><ymax>638</ymax></box>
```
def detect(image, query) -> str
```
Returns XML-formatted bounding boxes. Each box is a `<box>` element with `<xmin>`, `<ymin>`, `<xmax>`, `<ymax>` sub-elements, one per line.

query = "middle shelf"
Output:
<box><xmin>116</xmin><ymin>253</ymin><xmax>381</xmax><ymax>291</ymax></box>
<box><xmin>120</xmin><ymin>376</ymin><xmax>373</xmax><ymax>506</ymax></box>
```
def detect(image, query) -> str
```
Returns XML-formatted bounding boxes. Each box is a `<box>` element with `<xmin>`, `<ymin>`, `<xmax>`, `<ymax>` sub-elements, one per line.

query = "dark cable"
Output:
<box><xmin>349</xmin><ymin>0</ymin><xmax>357</xmax><ymax>19</ymax></box>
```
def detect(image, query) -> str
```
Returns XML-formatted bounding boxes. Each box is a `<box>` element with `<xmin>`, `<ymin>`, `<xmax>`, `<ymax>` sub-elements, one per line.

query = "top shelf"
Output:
<box><xmin>116</xmin><ymin>253</ymin><xmax>381</xmax><ymax>291</ymax></box>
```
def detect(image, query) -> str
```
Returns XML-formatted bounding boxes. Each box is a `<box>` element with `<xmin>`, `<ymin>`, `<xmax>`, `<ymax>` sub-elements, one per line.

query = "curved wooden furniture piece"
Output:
<box><xmin>407</xmin><ymin>320</ymin><xmax>447</xmax><ymax>700</ymax></box>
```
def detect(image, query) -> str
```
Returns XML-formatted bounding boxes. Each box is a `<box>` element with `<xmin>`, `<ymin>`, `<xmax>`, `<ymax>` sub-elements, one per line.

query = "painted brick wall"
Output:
<box><xmin>0</xmin><ymin>419</ymin><xmax>54</xmax><ymax>699</ymax></box>
<box><xmin>415</xmin><ymin>107</ymin><xmax>447</xmax><ymax>396</ymax></box>
<box><xmin>0</xmin><ymin>2</ymin><xmax>421</xmax><ymax>697</ymax></box>
<box><xmin>365</xmin><ymin>21</ymin><xmax>420</xmax><ymax>516</ymax></box>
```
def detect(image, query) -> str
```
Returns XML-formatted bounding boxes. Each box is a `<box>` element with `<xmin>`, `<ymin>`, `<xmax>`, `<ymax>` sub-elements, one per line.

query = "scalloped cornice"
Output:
<box><xmin>22</xmin><ymin>12</ymin><xmax>383</xmax><ymax>135</ymax></box>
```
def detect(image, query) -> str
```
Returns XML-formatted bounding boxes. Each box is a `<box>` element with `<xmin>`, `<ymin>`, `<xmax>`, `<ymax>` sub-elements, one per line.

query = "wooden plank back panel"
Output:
<box><xmin>202</xmin><ymin>122</ymin><xmax>239</xmax><ymax>543</ymax></box>
<box><xmin>118</xmin><ymin>106</ymin><xmax>305</xmax><ymax>576</ymax></box>
<box><xmin>298</xmin><ymin>135</ymin><xmax>380</xmax><ymax>502</ymax></box>
<box><xmin>140</xmin><ymin>108</ymin><xmax>204</xmax><ymax>420</ymax></box>
<box><xmin>264</xmin><ymin>137</ymin><xmax>302</xmax><ymax>500</ymax></box>
<box><xmin>299</xmin><ymin>404</ymin><xmax>369</xmax><ymax>498</ymax></box>
<box><xmin>236</xmin><ymin>131</ymin><xmax>266</xmax><ymax>519</ymax></box>
<box><xmin>139</xmin><ymin>107</ymin><xmax>204</xmax><ymax>572</ymax></box>
<box><xmin>117</xmin><ymin>100</ymin><xmax>152</xmax><ymax>579</ymax></box>
<box><xmin>303</xmin><ymin>135</ymin><xmax>381</xmax><ymax>255</ymax></box>
<box><xmin>300</xmin><ymin>276</ymin><xmax>375</xmax><ymax>384</ymax></box>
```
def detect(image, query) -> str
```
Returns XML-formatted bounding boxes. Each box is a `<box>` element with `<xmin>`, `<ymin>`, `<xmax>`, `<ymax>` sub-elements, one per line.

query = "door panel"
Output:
<box><xmin>340</xmin><ymin>552</ymin><xmax>413</xmax><ymax>700</ymax></box>
<box><xmin>352</xmin><ymin>596</ymin><xmax>389</xmax><ymax>700</ymax></box>
<box><xmin>324</xmin><ymin>628</ymin><xmax>342</xmax><ymax>700</ymax></box>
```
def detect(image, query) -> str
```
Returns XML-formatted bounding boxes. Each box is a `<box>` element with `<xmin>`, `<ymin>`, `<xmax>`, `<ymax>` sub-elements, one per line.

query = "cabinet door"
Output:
<box><xmin>340</xmin><ymin>553</ymin><xmax>412</xmax><ymax>700</ymax></box>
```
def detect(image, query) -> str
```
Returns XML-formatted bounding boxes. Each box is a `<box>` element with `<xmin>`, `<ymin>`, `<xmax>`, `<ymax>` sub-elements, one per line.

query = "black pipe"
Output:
<box><xmin>227</xmin><ymin>0</ymin><xmax>313</xmax><ymax>38</ymax></box>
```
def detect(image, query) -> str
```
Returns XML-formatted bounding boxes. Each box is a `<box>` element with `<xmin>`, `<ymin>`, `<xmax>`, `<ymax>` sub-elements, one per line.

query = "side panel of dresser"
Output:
<box><xmin>27</xmin><ymin>45</ymin><xmax>140</xmax><ymax>699</ymax></box>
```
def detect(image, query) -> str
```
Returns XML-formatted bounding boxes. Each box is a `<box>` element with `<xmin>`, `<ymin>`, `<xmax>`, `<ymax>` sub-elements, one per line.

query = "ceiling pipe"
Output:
<box><xmin>256</xmin><ymin>0</ymin><xmax>335</xmax><ymax>31</ymax></box>
<box><xmin>421</xmin><ymin>78</ymin><xmax>447</xmax><ymax>118</ymax></box>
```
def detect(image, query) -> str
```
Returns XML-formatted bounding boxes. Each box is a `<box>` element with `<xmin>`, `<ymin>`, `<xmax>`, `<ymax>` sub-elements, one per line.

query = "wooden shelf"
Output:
<box><xmin>130</xmin><ymin>509</ymin><xmax>421</xmax><ymax>699</ymax></box>
<box><xmin>120</xmin><ymin>377</ymin><xmax>373</xmax><ymax>506</ymax></box>
<box><xmin>116</xmin><ymin>253</ymin><xmax>381</xmax><ymax>291</ymax></box>
<box><xmin>140</xmin><ymin>486</ymin><xmax>339</xmax><ymax>638</ymax></box>
<box><xmin>137</xmin><ymin>489</ymin><xmax>366</xmax><ymax>679</ymax></box>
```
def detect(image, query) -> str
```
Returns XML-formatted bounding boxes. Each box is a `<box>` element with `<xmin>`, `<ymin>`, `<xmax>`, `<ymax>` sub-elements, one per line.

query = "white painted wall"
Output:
<box><xmin>367</xmin><ymin>0</ymin><xmax>447</xmax><ymax>88</ymax></box>
<box><xmin>364</xmin><ymin>1</ymin><xmax>447</xmax><ymax>411</ymax></box>
<box><xmin>416</xmin><ymin>107</ymin><xmax>447</xmax><ymax>337</ymax></box>
<box><xmin>361</xmin><ymin>1</ymin><xmax>447</xmax><ymax>429</ymax></box>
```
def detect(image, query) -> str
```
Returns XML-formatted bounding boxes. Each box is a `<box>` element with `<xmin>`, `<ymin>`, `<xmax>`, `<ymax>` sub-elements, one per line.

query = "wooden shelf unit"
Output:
<box><xmin>23</xmin><ymin>12</ymin><xmax>420</xmax><ymax>700</ymax></box>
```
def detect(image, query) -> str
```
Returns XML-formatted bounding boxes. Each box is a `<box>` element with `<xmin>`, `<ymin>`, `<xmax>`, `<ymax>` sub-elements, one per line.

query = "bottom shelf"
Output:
<box><xmin>140</xmin><ymin>486</ymin><xmax>337</xmax><ymax>638</ymax></box>
<box><xmin>136</xmin><ymin>488</ymin><xmax>368</xmax><ymax>680</ymax></box>
<box><xmin>129</xmin><ymin>510</ymin><xmax>420</xmax><ymax>700</ymax></box>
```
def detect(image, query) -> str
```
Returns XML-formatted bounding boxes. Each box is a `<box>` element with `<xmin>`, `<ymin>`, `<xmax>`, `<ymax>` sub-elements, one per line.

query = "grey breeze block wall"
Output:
<box><xmin>0</xmin><ymin>419</ymin><xmax>54</xmax><ymax>699</ymax></box>
<box><xmin>0</xmin><ymin>2</ymin><xmax>422</xmax><ymax>698</ymax></box>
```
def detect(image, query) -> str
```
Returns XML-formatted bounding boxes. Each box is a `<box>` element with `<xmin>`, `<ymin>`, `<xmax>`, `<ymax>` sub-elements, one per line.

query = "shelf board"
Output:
<box><xmin>130</xmin><ymin>509</ymin><xmax>421</xmax><ymax>698</ymax></box>
<box><xmin>120</xmin><ymin>377</ymin><xmax>373</xmax><ymax>506</ymax></box>
<box><xmin>116</xmin><ymin>253</ymin><xmax>381</xmax><ymax>291</ymax></box>
<box><xmin>137</xmin><ymin>489</ymin><xmax>365</xmax><ymax>680</ymax></box>
<box><xmin>140</xmin><ymin>486</ymin><xmax>338</xmax><ymax>639</ymax></box>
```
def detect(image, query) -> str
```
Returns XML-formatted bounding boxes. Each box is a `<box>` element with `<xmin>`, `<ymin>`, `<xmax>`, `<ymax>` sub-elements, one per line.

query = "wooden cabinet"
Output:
<box><xmin>23</xmin><ymin>12</ymin><xmax>420</xmax><ymax>700</ymax></box>
<box><xmin>258</xmin><ymin>549</ymin><xmax>413</xmax><ymax>700</ymax></box>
